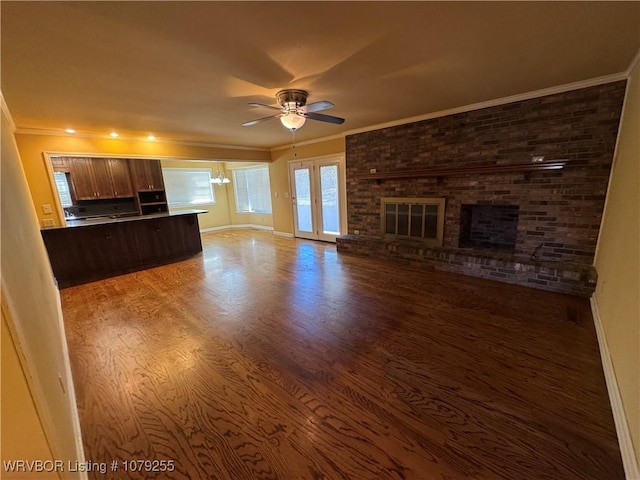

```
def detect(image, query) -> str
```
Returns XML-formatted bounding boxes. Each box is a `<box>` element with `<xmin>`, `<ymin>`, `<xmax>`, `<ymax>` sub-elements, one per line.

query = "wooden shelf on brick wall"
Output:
<box><xmin>355</xmin><ymin>160</ymin><xmax>568</xmax><ymax>182</ymax></box>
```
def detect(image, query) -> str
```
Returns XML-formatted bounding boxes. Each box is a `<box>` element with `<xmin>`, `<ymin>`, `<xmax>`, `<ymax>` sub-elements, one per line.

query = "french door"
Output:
<box><xmin>289</xmin><ymin>156</ymin><xmax>346</xmax><ymax>242</ymax></box>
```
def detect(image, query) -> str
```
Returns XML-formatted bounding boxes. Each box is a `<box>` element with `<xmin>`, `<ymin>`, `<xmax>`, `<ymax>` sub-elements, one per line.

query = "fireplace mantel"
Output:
<box><xmin>355</xmin><ymin>160</ymin><xmax>567</xmax><ymax>181</ymax></box>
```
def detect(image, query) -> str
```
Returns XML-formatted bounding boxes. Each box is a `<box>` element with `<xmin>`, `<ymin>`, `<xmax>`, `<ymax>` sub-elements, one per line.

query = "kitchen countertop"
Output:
<box><xmin>44</xmin><ymin>209</ymin><xmax>208</xmax><ymax>230</ymax></box>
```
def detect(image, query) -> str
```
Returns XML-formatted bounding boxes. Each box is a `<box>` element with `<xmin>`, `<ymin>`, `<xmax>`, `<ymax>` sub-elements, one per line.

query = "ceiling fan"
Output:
<box><xmin>242</xmin><ymin>89</ymin><xmax>345</xmax><ymax>131</ymax></box>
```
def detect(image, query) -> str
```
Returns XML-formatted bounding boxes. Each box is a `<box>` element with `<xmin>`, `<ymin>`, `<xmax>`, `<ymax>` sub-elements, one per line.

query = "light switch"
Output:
<box><xmin>284</xmin><ymin>192</ymin><xmax>289</xmax><ymax>198</ymax></box>
<box><xmin>42</xmin><ymin>204</ymin><xmax>52</xmax><ymax>214</ymax></box>
<box><xmin>43</xmin><ymin>219</ymin><xmax>55</xmax><ymax>227</ymax></box>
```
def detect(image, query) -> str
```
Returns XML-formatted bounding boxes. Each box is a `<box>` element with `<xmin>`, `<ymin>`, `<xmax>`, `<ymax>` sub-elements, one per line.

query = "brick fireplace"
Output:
<box><xmin>336</xmin><ymin>81</ymin><xmax>626</xmax><ymax>296</ymax></box>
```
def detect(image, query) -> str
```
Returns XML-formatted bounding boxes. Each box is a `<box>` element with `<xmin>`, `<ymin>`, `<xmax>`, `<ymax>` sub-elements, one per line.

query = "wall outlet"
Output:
<box><xmin>43</xmin><ymin>219</ymin><xmax>55</xmax><ymax>227</ymax></box>
<box><xmin>354</xmin><ymin>229</ymin><xmax>360</xmax><ymax>235</ymax></box>
<box><xmin>369</xmin><ymin>168</ymin><xmax>377</xmax><ymax>174</ymax></box>
<box><xmin>42</xmin><ymin>204</ymin><xmax>52</xmax><ymax>214</ymax></box>
<box><xmin>532</xmin><ymin>155</ymin><xmax>545</xmax><ymax>163</ymax></box>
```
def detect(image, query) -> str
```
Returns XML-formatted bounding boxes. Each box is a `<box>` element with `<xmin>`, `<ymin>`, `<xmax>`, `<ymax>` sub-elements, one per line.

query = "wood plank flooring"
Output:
<box><xmin>60</xmin><ymin>230</ymin><xmax>624</xmax><ymax>480</ymax></box>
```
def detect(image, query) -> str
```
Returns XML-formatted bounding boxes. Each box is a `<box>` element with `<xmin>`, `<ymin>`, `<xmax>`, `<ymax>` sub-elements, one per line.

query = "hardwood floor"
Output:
<box><xmin>60</xmin><ymin>230</ymin><xmax>623</xmax><ymax>480</ymax></box>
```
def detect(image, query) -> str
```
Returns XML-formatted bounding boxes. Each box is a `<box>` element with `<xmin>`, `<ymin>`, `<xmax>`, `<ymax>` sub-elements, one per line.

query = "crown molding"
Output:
<box><xmin>42</xmin><ymin>151</ymin><xmax>265</xmax><ymax>164</ymax></box>
<box><xmin>271</xmin><ymin>71</ymin><xmax>628</xmax><ymax>152</ymax></box>
<box><xmin>10</xmin><ymin>69</ymin><xmax>632</xmax><ymax>155</ymax></box>
<box><xmin>13</xmin><ymin>128</ymin><xmax>269</xmax><ymax>152</ymax></box>
<box><xmin>342</xmin><ymin>72</ymin><xmax>628</xmax><ymax>138</ymax></box>
<box><xmin>626</xmin><ymin>46</ymin><xmax>640</xmax><ymax>76</ymax></box>
<box><xmin>0</xmin><ymin>91</ymin><xmax>17</xmax><ymax>132</ymax></box>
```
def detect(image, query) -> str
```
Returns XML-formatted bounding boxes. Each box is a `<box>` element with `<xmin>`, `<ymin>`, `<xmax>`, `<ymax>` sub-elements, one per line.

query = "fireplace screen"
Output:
<box><xmin>381</xmin><ymin>197</ymin><xmax>445</xmax><ymax>246</ymax></box>
<box><xmin>458</xmin><ymin>204</ymin><xmax>519</xmax><ymax>251</ymax></box>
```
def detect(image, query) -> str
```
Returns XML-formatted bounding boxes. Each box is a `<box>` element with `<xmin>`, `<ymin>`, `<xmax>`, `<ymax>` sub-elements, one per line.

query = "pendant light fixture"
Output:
<box><xmin>210</xmin><ymin>163</ymin><xmax>230</xmax><ymax>185</ymax></box>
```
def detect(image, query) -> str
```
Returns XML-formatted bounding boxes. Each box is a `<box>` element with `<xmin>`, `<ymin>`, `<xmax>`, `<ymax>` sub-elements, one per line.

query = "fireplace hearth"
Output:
<box><xmin>459</xmin><ymin>204</ymin><xmax>519</xmax><ymax>251</ymax></box>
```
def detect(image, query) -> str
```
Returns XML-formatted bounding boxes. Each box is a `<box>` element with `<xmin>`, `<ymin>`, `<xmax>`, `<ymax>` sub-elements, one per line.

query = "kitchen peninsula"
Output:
<box><xmin>42</xmin><ymin>210</ymin><xmax>206</xmax><ymax>288</ymax></box>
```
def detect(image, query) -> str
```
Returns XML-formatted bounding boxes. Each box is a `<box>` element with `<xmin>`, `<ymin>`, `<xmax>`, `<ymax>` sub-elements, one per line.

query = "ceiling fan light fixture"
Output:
<box><xmin>280</xmin><ymin>112</ymin><xmax>306</xmax><ymax>131</ymax></box>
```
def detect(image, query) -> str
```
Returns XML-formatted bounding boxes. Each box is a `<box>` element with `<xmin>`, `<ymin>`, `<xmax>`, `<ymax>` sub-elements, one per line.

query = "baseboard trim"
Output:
<box><xmin>591</xmin><ymin>294</ymin><xmax>640</xmax><ymax>480</ymax></box>
<box><xmin>273</xmin><ymin>231</ymin><xmax>294</xmax><ymax>238</ymax></box>
<box><xmin>200</xmin><ymin>224</ymin><xmax>274</xmax><ymax>234</ymax></box>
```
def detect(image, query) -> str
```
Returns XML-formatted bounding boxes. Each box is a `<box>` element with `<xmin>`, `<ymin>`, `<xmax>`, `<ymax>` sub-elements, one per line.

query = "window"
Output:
<box><xmin>162</xmin><ymin>168</ymin><xmax>215</xmax><ymax>207</ymax></box>
<box><xmin>54</xmin><ymin>172</ymin><xmax>73</xmax><ymax>207</ymax></box>
<box><xmin>381</xmin><ymin>197</ymin><xmax>445</xmax><ymax>246</ymax></box>
<box><xmin>233</xmin><ymin>166</ymin><xmax>272</xmax><ymax>214</ymax></box>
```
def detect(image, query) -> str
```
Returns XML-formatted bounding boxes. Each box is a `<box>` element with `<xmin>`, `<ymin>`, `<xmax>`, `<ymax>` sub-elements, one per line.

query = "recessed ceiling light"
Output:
<box><xmin>147</xmin><ymin>135</ymin><xmax>156</xmax><ymax>141</ymax></box>
<box><xmin>65</xmin><ymin>128</ymin><xmax>76</xmax><ymax>134</ymax></box>
<box><xmin>110</xmin><ymin>132</ymin><xmax>119</xmax><ymax>138</ymax></box>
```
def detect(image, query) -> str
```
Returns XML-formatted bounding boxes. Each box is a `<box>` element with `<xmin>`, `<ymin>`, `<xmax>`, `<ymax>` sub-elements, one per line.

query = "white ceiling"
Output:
<box><xmin>2</xmin><ymin>1</ymin><xmax>639</xmax><ymax>149</ymax></box>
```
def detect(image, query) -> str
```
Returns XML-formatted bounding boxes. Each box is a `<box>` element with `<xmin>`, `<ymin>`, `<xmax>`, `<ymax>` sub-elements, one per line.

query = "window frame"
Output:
<box><xmin>232</xmin><ymin>165</ymin><xmax>272</xmax><ymax>214</ymax></box>
<box><xmin>161</xmin><ymin>167</ymin><xmax>216</xmax><ymax>207</ymax></box>
<box><xmin>53</xmin><ymin>171</ymin><xmax>74</xmax><ymax>208</ymax></box>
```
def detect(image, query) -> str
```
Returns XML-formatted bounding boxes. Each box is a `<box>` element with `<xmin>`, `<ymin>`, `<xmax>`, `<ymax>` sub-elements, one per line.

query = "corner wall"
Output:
<box><xmin>225</xmin><ymin>162</ymin><xmax>274</xmax><ymax>229</ymax></box>
<box><xmin>593</xmin><ymin>59</ymin><xmax>640</xmax><ymax>472</ymax></box>
<box><xmin>1</xmin><ymin>111</ymin><xmax>85</xmax><ymax>478</ymax></box>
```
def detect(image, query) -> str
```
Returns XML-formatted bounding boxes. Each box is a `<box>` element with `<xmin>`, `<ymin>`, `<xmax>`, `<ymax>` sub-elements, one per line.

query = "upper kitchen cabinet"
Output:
<box><xmin>107</xmin><ymin>158</ymin><xmax>134</xmax><ymax>197</ymax></box>
<box><xmin>69</xmin><ymin>158</ymin><xmax>98</xmax><ymax>200</ymax></box>
<box><xmin>130</xmin><ymin>159</ymin><xmax>165</xmax><ymax>191</ymax></box>
<box><xmin>69</xmin><ymin>158</ymin><xmax>134</xmax><ymax>200</ymax></box>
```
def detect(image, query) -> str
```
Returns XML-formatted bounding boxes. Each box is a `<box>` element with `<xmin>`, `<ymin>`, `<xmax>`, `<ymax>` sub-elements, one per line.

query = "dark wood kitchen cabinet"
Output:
<box><xmin>136</xmin><ymin>215</ymin><xmax>202</xmax><ymax>264</ymax></box>
<box><xmin>41</xmin><ymin>211</ymin><xmax>204</xmax><ymax>288</ymax></box>
<box><xmin>107</xmin><ymin>158</ymin><xmax>134</xmax><ymax>197</ymax></box>
<box><xmin>69</xmin><ymin>158</ymin><xmax>133</xmax><ymax>199</ymax></box>
<box><xmin>130</xmin><ymin>159</ymin><xmax>168</xmax><ymax>215</ymax></box>
<box><xmin>43</xmin><ymin>222</ymin><xmax>140</xmax><ymax>280</ymax></box>
<box><xmin>69</xmin><ymin>158</ymin><xmax>101</xmax><ymax>200</ymax></box>
<box><xmin>130</xmin><ymin>159</ymin><xmax>165</xmax><ymax>191</ymax></box>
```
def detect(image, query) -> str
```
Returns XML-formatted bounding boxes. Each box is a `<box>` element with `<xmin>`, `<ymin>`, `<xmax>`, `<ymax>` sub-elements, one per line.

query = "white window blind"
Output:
<box><xmin>54</xmin><ymin>172</ymin><xmax>73</xmax><ymax>207</ymax></box>
<box><xmin>233</xmin><ymin>166</ymin><xmax>272</xmax><ymax>214</ymax></box>
<box><xmin>162</xmin><ymin>168</ymin><xmax>215</xmax><ymax>207</ymax></box>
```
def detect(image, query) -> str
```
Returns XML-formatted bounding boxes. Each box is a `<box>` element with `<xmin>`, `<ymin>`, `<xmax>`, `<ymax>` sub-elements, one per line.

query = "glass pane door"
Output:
<box><xmin>319</xmin><ymin>164</ymin><xmax>339</xmax><ymax>236</ymax></box>
<box><xmin>290</xmin><ymin>162</ymin><xmax>318</xmax><ymax>241</ymax></box>
<box><xmin>289</xmin><ymin>157</ymin><xmax>345</xmax><ymax>243</ymax></box>
<box><xmin>294</xmin><ymin>168</ymin><xmax>313</xmax><ymax>233</ymax></box>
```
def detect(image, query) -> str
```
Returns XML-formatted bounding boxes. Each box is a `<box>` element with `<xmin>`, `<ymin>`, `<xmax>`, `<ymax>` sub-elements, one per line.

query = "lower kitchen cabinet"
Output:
<box><xmin>41</xmin><ymin>212</ymin><xmax>203</xmax><ymax>288</ymax></box>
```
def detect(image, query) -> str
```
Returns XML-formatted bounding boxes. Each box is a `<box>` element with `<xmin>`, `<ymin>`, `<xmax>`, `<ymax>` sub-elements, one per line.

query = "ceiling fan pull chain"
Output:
<box><xmin>291</xmin><ymin>130</ymin><xmax>297</xmax><ymax>159</ymax></box>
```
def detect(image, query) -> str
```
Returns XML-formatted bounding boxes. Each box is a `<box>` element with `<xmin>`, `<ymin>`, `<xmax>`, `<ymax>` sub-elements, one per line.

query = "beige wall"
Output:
<box><xmin>2</xmin><ymin>309</ymin><xmax>60</xmax><ymax>480</ymax></box>
<box><xmin>1</xmin><ymin>111</ymin><xmax>84</xmax><ymax>478</ymax></box>
<box><xmin>14</xmin><ymin>133</ymin><xmax>270</xmax><ymax>227</ymax></box>
<box><xmin>594</xmin><ymin>59</ymin><xmax>640</xmax><ymax>467</ymax></box>
<box><xmin>269</xmin><ymin>137</ymin><xmax>345</xmax><ymax>234</ymax></box>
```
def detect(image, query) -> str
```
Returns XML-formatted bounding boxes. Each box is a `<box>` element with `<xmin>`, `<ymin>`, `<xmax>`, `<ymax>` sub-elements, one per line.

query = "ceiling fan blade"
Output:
<box><xmin>302</xmin><ymin>112</ymin><xmax>345</xmax><ymax>125</ymax></box>
<box><xmin>302</xmin><ymin>100</ymin><xmax>334</xmax><ymax>113</ymax></box>
<box><xmin>248</xmin><ymin>102</ymin><xmax>282</xmax><ymax>111</ymax></box>
<box><xmin>242</xmin><ymin>113</ymin><xmax>282</xmax><ymax>127</ymax></box>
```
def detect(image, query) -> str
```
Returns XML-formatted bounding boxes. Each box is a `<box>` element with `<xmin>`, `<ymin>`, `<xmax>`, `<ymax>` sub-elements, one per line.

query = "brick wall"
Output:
<box><xmin>341</xmin><ymin>81</ymin><xmax>626</xmax><ymax>294</ymax></box>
